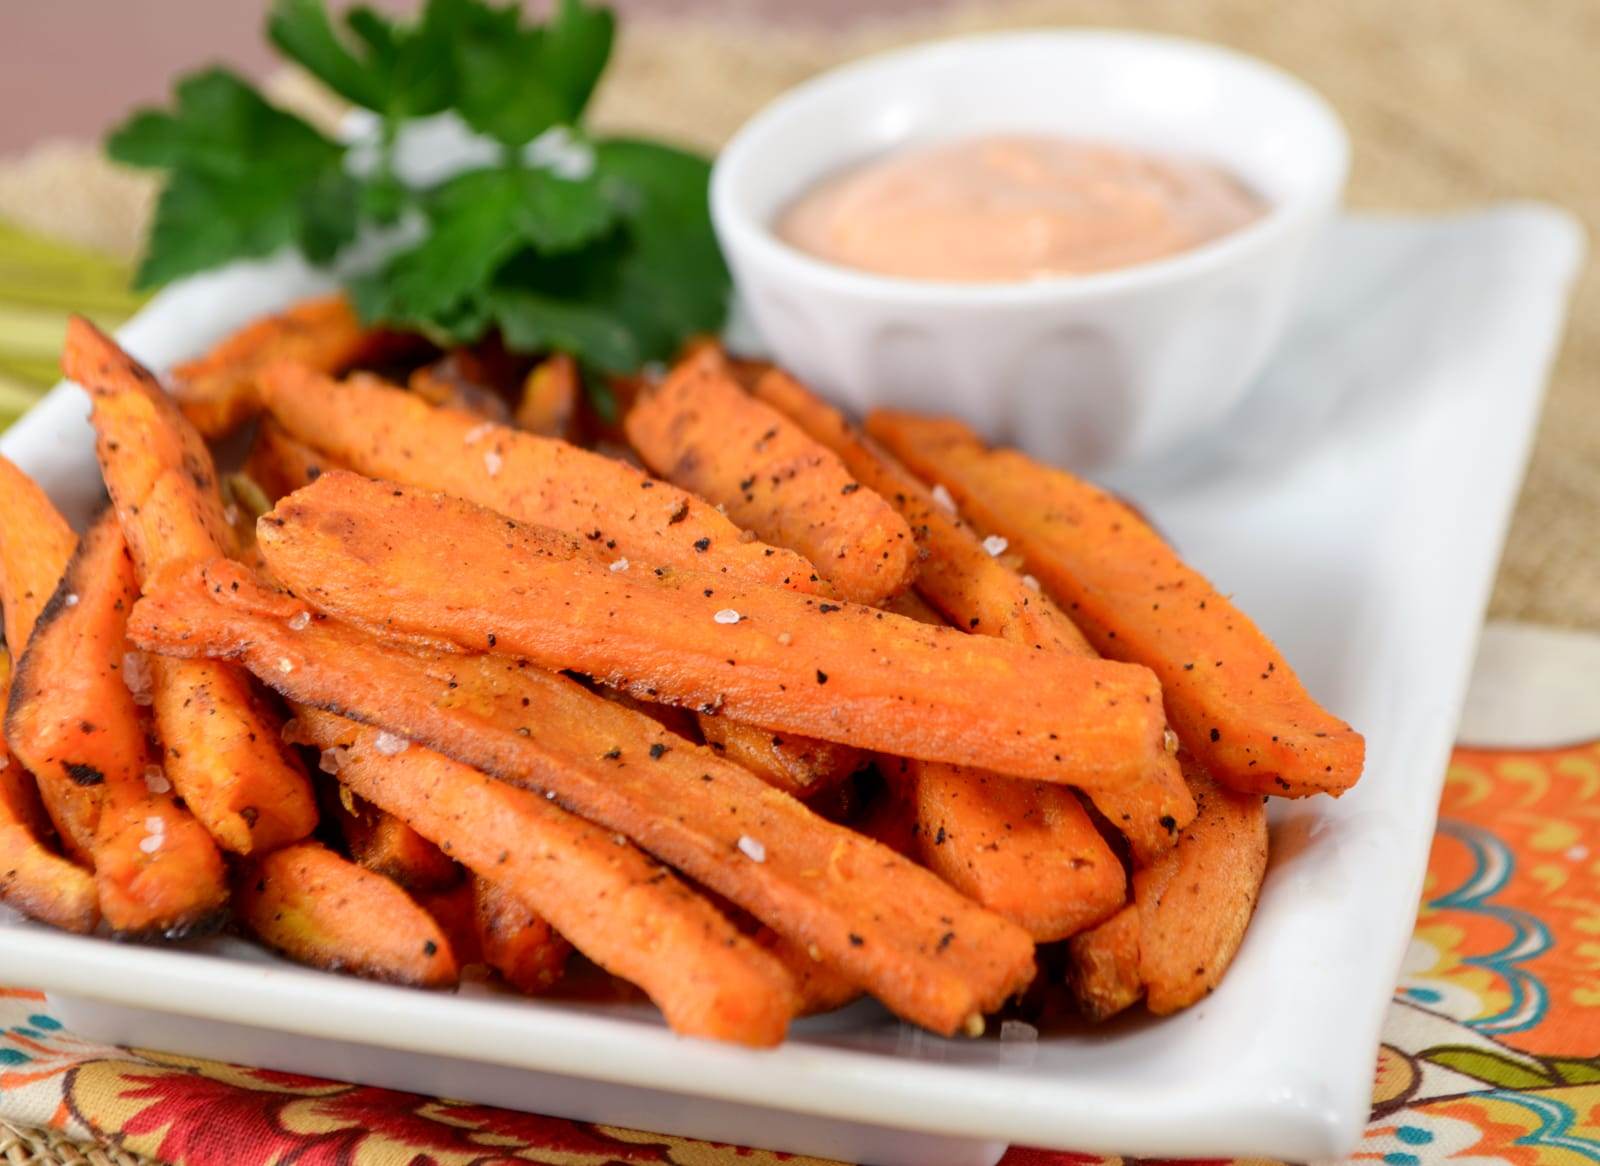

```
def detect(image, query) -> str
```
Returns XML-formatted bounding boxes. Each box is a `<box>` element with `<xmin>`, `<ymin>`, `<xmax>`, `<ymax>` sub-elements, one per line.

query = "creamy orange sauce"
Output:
<box><xmin>776</xmin><ymin>135</ymin><xmax>1266</xmax><ymax>282</ymax></box>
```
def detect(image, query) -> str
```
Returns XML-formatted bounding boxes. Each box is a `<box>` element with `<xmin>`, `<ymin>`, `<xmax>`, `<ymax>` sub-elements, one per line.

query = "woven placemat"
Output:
<box><xmin>0</xmin><ymin>1120</ymin><xmax>150</xmax><ymax>1166</ymax></box>
<box><xmin>0</xmin><ymin>6</ymin><xmax>1592</xmax><ymax>1155</ymax></box>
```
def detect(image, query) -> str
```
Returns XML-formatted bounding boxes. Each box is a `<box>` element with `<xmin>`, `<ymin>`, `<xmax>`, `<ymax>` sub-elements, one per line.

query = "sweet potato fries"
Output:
<box><xmin>0</xmin><ymin>297</ymin><xmax>1360</xmax><ymax>1046</ymax></box>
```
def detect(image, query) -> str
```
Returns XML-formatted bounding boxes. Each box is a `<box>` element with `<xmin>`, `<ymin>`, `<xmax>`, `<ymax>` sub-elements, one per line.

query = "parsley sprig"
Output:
<box><xmin>107</xmin><ymin>0</ymin><xmax>729</xmax><ymax>375</ymax></box>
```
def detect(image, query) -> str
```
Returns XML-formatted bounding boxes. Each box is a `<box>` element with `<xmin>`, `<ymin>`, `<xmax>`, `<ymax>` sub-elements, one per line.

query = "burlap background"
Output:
<box><xmin>2</xmin><ymin>0</ymin><xmax>1592</xmax><ymax>631</ymax></box>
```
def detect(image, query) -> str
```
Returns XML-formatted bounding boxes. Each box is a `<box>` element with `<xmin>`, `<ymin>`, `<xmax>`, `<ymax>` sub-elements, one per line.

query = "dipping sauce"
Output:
<box><xmin>776</xmin><ymin>135</ymin><xmax>1266</xmax><ymax>282</ymax></box>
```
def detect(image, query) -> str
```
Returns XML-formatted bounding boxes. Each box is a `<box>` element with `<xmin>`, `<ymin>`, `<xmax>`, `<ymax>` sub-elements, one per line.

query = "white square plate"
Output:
<box><xmin>0</xmin><ymin>204</ymin><xmax>1583</xmax><ymax>1164</ymax></box>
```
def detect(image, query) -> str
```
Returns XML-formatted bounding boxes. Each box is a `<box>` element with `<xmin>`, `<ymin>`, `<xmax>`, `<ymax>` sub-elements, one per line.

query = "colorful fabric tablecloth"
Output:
<box><xmin>3</xmin><ymin>740</ymin><xmax>1596</xmax><ymax>1165</ymax></box>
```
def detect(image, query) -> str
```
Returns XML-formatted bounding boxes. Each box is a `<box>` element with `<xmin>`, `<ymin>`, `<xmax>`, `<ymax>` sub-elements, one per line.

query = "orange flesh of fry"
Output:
<box><xmin>756</xmin><ymin>927</ymin><xmax>862</xmax><ymax>1016</ymax></box>
<box><xmin>1066</xmin><ymin>904</ymin><xmax>1143</xmax><ymax>1021</ymax></box>
<box><xmin>132</xmin><ymin>566</ymin><xmax>1037</xmax><ymax>1035</ymax></box>
<box><xmin>756</xmin><ymin>370</ymin><xmax>1192</xmax><ymax>863</ymax></box>
<box><xmin>236</xmin><ymin>841</ymin><xmax>459</xmax><ymax>988</ymax></box>
<box><xmin>912</xmin><ymin>765</ymin><xmax>1125</xmax><ymax>942</ymax></box>
<box><xmin>516</xmin><ymin>353</ymin><xmax>579</xmax><ymax>437</ymax></box>
<box><xmin>257</xmin><ymin>472</ymin><xmax>1171</xmax><ymax>791</ymax></box>
<box><xmin>171</xmin><ymin>295</ymin><xmax>368</xmax><ymax>437</ymax></box>
<box><xmin>0</xmin><ymin>454</ymin><xmax>78</xmax><ymax>658</ymax></box>
<box><xmin>244</xmin><ymin>420</ymin><xmax>339</xmax><ymax>504</ymax></box>
<box><xmin>6</xmin><ymin>513</ymin><xmax>228</xmax><ymax>935</ymax></box>
<box><xmin>697</xmin><ymin>716</ymin><xmax>864</xmax><ymax>800</ymax></box>
<box><xmin>257</xmin><ymin>360</ymin><xmax>824</xmax><ymax>592</ymax></box>
<box><xmin>1135</xmin><ymin>764</ymin><xmax>1268</xmax><ymax>1014</ymax></box>
<box><xmin>473</xmin><ymin>876</ymin><xmax>571</xmax><ymax>995</ymax></box>
<box><xmin>332</xmin><ymin>791</ymin><xmax>460</xmax><ymax>894</ymax></box>
<box><xmin>867</xmin><ymin>411</ymin><xmax>1365</xmax><ymax>798</ymax></box>
<box><xmin>0</xmin><ymin>650</ymin><xmax>99</xmax><ymax>933</ymax></box>
<box><xmin>297</xmin><ymin>710</ymin><xmax>797</xmax><ymax>1045</ymax></box>
<box><xmin>63</xmin><ymin>316</ymin><xmax>316</xmax><ymax>854</ymax></box>
<box><xmin>415</xmin><ymin>880</ymin><xmax>481</xmax><ymax>967</ymax></box>
<box><xmin>7</xmin><ymin>513</ymin><xmax>150</xmax><ymax>857</ymax></box>
<box><xmin>626</xmin><ymin>352</ymin><xmax>915</xmax><ymax>605</ymax></box>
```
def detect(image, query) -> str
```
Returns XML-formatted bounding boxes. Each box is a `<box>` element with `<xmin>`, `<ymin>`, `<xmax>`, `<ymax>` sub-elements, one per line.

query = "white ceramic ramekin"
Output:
<box><xmin>711</xmin><ymin>31</ymin><xmax>1349</xmax><ymax>470</ymax></box>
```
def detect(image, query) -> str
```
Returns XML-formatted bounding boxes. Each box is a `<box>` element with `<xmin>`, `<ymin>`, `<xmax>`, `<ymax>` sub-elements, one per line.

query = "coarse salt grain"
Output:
<box><xmin>1021</xmin><ymin>574</ymin><xmax>1041</xmax><ymax>592</ymax></box>
<box><xmin>287</xmin><ymin>611</ymin><xmax>311</xmax><ymax>631</ymax></box>
<box><xmin>122</xmin><ymin>651</ymin><xmax>154</xmax><ymax>705</ymax></box>
<box><xmin>737</xmin><ymin>835</ymin><xmax>766</xmax><ymax>863</ymax></box>
<box><xmin>373</xmin><ymin>730</ymin><xmax>409</xmax><ymax>756</ymax></box>
<box><xmin>144</xmin><ymin>816</ymin><xmax>166</xmax><ymax>834</ymax></box>
<box><xmin>138</xmin><ymin>835</ymin><xmax>163</xmax><ymax>854</ymax></box>
<box><xmin>63</xmin><ymin>593</ymin><xmax>79</xmax><ymax>608</ymax></box>
<box><xmin>982</xmin><ymin>535</ymin><xmax>1009</xmax><ymax>557</ymax></box>
<box><xmin>484</xmin><ymin>449</ymin><xmax>504</xmax><ymax>477</ymax></box>
<box><xmin>713</xmin><ymin>608</ymin><xmax>742</xmax><ymax>625</ymax></box>
<box><xmin>776</xmin><ymin>631</ymin><xmax>793</xmax><ymax>646</ymax></box>
<box><xmin>463</xmin><ymin>422</ymin><xmax>495</xmax><ymax>445</ymax></box>
<box><xmin>318</xmin><ymin>746</ymin><xmax>348</xmax><ymax>775</ymax></box>
<box><xmin>143</xmin><ymin>765</ymin><xmax>171</xmax><ymax>794</ymax></box>
<box><xmin>931</xmin><ymin>483</ymin><xmax>956</xmax><ymax>512</ymax></box>
<box><xmin>278</xmin><ymin>657</ymin><xmax>294</xmax><ymax>673</ymax></box>
<box><xmin>1000</xmin><ymin>1019</ymin><xmax>1038</xmax><ymax>1043</ymax></box>
<box><xmin>609</xmin><ymin>557</ymin><xmax>630</xmax><ymax>572</ymax></box>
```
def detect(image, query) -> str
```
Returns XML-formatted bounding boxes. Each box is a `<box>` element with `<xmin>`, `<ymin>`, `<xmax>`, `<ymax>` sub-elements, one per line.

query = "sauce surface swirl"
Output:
<box><xmin>776</xmin><ymin>135</ymin><xmax>1266</xmax><ymax>282</ymax></box>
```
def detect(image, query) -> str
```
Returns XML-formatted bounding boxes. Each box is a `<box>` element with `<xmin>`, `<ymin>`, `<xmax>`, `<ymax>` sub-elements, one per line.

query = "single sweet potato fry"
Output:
<box><xmin>415</xmin><ymin>879</ymin><xmax>480</xmax><ymax>967</ymax></box>
<box><xmin>331</xmin><ymin>791</ymin><xmax>459</xmax><ymax>895</ymax></box>
<box><xmin>869</xmin><ymin>411</ymin><xmax>1365</xmax><ymax>798</ymax></box>
<box><xmin>257</xmin><ymin>473</ymin><xmax>1171</xmax><ymax>791</ymax></box>
<box><xmin>0</xmin><ymin>649</ymin><xmax>99</xmax><ymax>933</ymax></box>
<box><xmin>473</xmin><ymin>876</ymin><xmax>571</xmax><ymax>995</ymax></box>
<box><xmin>297</xmin><ymin>709</ymin><xmax>797</xmax><ymax>1045</ymax></box>
<box><xmin>0</xmin><ymin>454</ymin><xmax>77</xmax><ymax>658</ymax></box>
<box><xmin>170</xmin><ymin>295</ymin><xmax>370</xmax><ymax>437</ymax></box>
<box><xmin>516</xmin><ymin>353</ymin><xmax>579</xmax><ymax>437</ymax></box>
<box><xmin>257</xmin><ymin>361</ymin><xmax>823</xmax><ymax>592</ymax></box>
<box><xmin>912</xmin><ymin>765</ymin><xmax>1125</xmax><ymax>942</ymax></box>
<box><xmin>756</xmin><ymin>927</ymin><xmax>861</xmax><ymax>1016</ymax></box>
<box><xmin>1135</xmin><ymin>764</ymin><xmax>1268</xmax><ymax>1014</ymax></box>
<box><xmin>237</xmin><ymin>841</ymin><xmax>459</xmax><ymax>988</ymax></box>
<box><xmin>409</xmin><ymin>353</ymin><xmax>513</xmax><ymax>424</ymax></box>
<box><xmin>133</xmin><ymin>567</ymin><xmax>1037</xmax><ymax>1035</ymax></box>
<box><xmin>1064</xmin><ymin>760</ymin><xmax>1270</xmax><ymax>1019</ymax></box>
<box><xmin>1065</xmin><ymin>904</ymin><xmax>1143</xmax><ymax>1022</ymax></box>
<box><xmin>6</xmin><ymin>512</ymin><xmax>228</xmax><ymax>936</ymax></box>
<box><xmin>63</xmin><ymin>316</ymin><xmax>317</xmax><ymax>854</ymax></box>
<box><xmin>758</xmin><ymin>371</ymin><xmax>1193</xmax><ymax>862</ymax></box>
<box><xmin>7</xmin><ymin>513</ymin><xmax>151</xmax><ymax>858</ymax></box>
<box><xmin>698</xmin><ymin>716</ymin><xmax>864</xmax><ymax>800</ymax></box>
<box><xmin>627</xmin><ymin>352</ymin><xmax>916</xmax><ymax>605</ymax></box>
<box><xmin>244</xmin><ymin>419</ymin><xmax>340</xmax><ymax>504</ymax></box>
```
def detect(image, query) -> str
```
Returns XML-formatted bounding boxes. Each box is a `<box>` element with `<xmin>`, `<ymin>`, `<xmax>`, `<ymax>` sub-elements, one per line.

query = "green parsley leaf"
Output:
<box><xmin>591</xmin><ymin>138</ymin><xmax>729</xmax><ymax>360</ymax></box>
<box><xmin>107</xmin><ymin>69</ymin><xmax>349</xmax><ymax>288</ymax></box>
<box><xmin>352</xmin><ymin>164</ymin><xmax>622</xmax><ymax>344</ymax></box>
<box><xmin>268</xmin><ymin>0</ymin><xmax>458</xmax><ymax>121</ymax></box>
<box><xmin>453</xmin><ymin>0</ymin><xmax>614</xmax><ymax>147</ymax></box>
